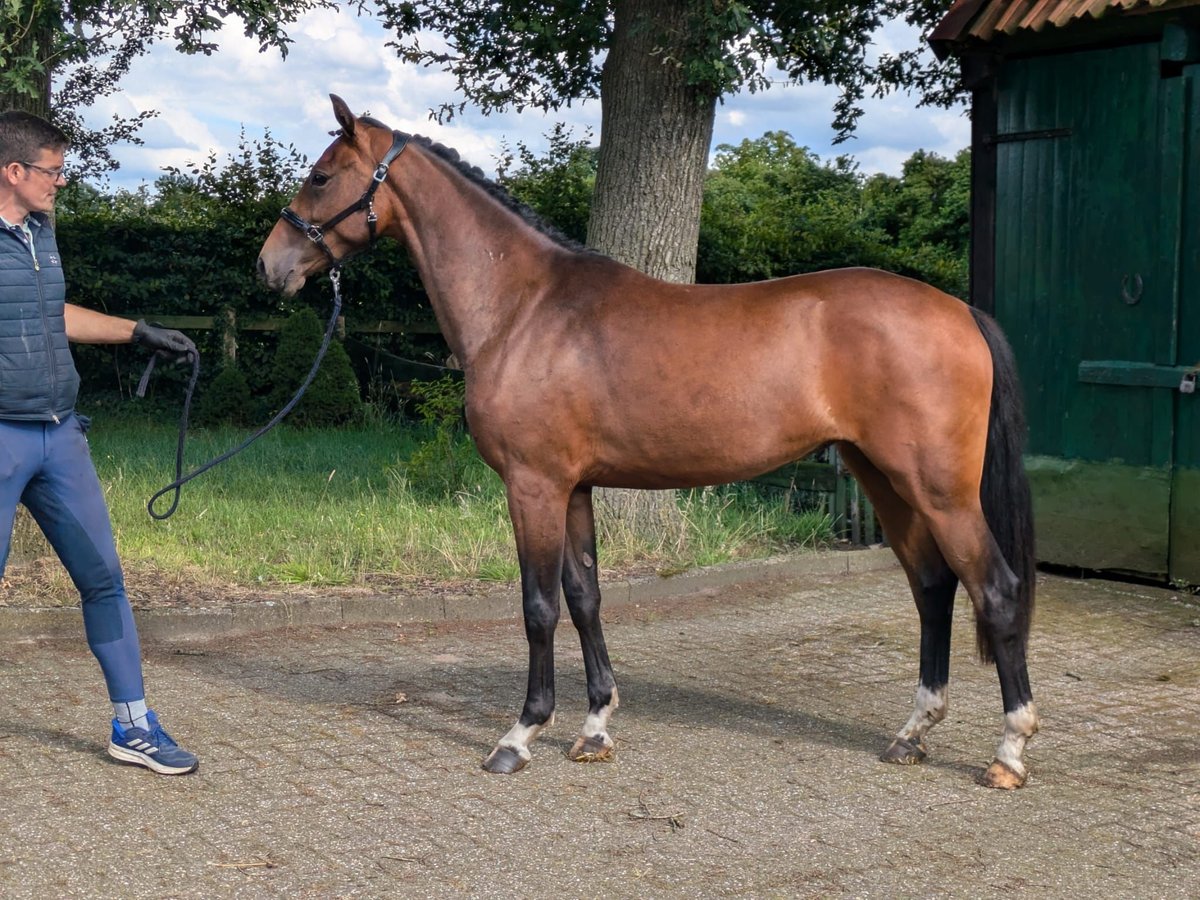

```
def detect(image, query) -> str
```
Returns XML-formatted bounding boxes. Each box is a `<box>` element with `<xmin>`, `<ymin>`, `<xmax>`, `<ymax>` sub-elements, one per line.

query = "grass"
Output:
<box><xmin>2</xmin><ymin>412</ymin><xmax>833</xmax><ymax>607</ymax></box>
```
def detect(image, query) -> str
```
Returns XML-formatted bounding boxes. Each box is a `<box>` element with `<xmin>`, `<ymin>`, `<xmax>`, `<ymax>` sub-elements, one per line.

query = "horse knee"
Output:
<box><xmin>563</xmin><ymin>553</ymin><xmax>601</xmax><ymax>621</ymax></box>
<box><xmin>565</xmin><ymin>588</ymin><xmax>601</xmax><ymax>628</ymax></box>
<box><xmin>523</xmin><ymin>598</ymin><xmax>560</xmax><ymax>642</ymax></box>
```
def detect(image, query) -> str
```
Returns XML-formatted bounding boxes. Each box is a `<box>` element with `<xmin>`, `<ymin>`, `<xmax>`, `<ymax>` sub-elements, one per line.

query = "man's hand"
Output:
<box><xmin>132</xmin><ymin>320</ymin><xmax>197</xmax><ymax>359</ymax></box>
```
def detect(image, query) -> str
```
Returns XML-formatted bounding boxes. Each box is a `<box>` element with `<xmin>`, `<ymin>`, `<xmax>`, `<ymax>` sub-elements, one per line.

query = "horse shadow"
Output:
<box><xmin>149</xmin><ymin>635</ymin><xmax>980</xmax><ymax>779</ymax></box>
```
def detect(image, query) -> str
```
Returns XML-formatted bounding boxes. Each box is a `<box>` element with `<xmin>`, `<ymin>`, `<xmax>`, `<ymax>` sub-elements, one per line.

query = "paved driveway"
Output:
<box><xmin>0</xmin><ymin>560</ymin><xmax>1196</xmax><ymax>898</ymax></box>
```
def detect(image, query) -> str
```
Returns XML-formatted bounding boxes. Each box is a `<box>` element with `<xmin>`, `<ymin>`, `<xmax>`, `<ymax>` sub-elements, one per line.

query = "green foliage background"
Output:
<box><xmin>698</xmin><ymin>132</ymin><xmax>969</xmax><ymax>296</ymax></box>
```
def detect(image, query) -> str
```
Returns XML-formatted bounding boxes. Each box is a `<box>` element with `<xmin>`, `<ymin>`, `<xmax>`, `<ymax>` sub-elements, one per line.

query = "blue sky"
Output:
<box><xmin>75</xmin><ymin>8</ymin><xmax>968</xmax><ymax>191</ymax></box>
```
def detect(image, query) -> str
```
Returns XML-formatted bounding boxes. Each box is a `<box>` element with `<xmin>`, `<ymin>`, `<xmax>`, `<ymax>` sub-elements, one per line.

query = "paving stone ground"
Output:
<box><xmin>0</xmin><ymin>565</ymin><xmax>1197</xmax><ymax>898</ymax></box>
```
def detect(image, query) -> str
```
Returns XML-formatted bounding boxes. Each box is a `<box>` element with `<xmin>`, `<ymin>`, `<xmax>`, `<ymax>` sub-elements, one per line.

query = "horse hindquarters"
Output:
<box><xmin>838</xmin><ymin>306</ymin><xmax>1037</xmax><ymax>787</ymax></box>
<box><xmin>891</xmin><ymin>308</ymin><xmax>1037</xmax><ymax>787</ymax></box>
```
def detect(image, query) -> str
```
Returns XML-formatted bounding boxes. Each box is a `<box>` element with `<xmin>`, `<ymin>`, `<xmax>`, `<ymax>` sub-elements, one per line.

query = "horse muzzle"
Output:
<box><xmin>256</xmin><ymin>251</ymin><xmax>307</xmax><ymax>296</ymax></box>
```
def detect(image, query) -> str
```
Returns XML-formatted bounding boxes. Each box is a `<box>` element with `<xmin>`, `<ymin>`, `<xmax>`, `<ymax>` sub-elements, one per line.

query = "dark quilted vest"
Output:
<box><xmin>0</xmin><ymin>213</ymin><xmax>79</xmax><ymax>420</ymax></box>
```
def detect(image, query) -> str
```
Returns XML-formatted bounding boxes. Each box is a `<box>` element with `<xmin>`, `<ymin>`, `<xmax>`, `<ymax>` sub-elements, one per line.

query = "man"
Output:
<box><xmin>0</xmin><ymin>110</ymin><xmax>199</xmax><ymax>775</ymax></box>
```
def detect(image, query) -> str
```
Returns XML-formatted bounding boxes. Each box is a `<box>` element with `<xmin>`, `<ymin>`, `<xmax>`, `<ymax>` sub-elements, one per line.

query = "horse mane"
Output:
<box><xmin>358</xmin><ymin>118</ymin><xmax>598</xmax><ymax>256</ymax></box>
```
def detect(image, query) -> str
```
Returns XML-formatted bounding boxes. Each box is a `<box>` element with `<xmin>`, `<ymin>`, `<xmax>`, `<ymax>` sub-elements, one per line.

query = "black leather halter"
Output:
<box><xmin>279</xmin><ymin>129</ymin><xmax>410</xmax><ymax>267</ymax></box>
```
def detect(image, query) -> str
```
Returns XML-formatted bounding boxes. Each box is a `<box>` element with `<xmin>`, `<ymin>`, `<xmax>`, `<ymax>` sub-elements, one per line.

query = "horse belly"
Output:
<box><xmin>587</xmin><ymin>394</ymin><xmax>833</xmax><ymax>489</ymax></box>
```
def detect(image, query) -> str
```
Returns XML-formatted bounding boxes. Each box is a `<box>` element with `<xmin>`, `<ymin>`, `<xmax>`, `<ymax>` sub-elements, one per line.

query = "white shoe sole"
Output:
<box><xmin>108</xmin><ymin>741</ymin><xmax>198</xmax><ymax>775</ymax></box>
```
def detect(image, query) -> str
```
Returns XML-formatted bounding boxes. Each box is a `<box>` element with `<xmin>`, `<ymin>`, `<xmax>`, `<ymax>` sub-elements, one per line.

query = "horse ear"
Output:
<box><xmin>330</xmin><ymin>94</ymin><xmax>356</xmax><ymax>141</ymax></box>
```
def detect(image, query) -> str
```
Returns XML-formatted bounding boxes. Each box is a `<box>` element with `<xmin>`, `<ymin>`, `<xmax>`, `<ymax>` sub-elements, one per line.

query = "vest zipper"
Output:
<box><xmin>34</xmin><ymin>241</ymin><xmax>60</xmax><ymax>423</ymax></box>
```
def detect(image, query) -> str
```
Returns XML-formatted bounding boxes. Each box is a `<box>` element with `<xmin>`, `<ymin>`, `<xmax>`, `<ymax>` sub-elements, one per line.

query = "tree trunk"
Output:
<box><xmin>0</xmin><ymin>13</ymin><xmax>52</xmax><ymax>117</ymax></box>
<box><xmin>587</xmin><ymin>0</ymin><xmax>718</xmax><ymax>542</ymax></box>
<box><xmin>588</xmin><ymin>0</ymin><xmax>717</xmax><ymax>281</ymax></box>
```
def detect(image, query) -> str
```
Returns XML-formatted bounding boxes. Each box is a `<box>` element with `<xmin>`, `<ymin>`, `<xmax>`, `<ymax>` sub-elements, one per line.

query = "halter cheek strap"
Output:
<box><xmin>280</xmin><ymin>129</ymin><xmax>410</xmax><ymax>267</ymax></box>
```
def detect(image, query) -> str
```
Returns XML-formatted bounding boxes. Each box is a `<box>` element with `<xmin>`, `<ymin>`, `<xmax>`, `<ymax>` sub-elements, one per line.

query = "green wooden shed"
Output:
<box><xmin>932</xmin><ymin>0</ymin><xmax>1200</xmax><ymax>583</ymax></box>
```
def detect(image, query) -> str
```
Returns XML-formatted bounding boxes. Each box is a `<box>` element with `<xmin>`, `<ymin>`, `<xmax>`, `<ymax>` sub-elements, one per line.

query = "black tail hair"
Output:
<box><xmin>969</xmin><ymin>307</ymin><xmax>1036</xmax><ymax>663</ymax></box>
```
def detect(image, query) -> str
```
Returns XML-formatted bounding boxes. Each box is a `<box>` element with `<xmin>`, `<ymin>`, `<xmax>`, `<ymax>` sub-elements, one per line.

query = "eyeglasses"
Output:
<box><xmin>19</xmin><ymin>161</ymin><xmax>68</xmax><ymax>181</ymax></box>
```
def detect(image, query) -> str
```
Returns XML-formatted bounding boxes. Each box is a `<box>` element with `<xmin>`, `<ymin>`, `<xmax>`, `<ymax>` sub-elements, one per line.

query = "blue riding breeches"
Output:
<box><xmin>0</xmin><ymin>415</ymin><xmax>145</xmax><ymax>701</ymax></box>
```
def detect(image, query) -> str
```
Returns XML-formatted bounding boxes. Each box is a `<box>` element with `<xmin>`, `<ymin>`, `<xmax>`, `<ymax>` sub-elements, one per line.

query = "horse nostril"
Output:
<box><xmin>255</xmin><ymin>256</ymin><xmax>267</xmax><ymax>281</ymax></box>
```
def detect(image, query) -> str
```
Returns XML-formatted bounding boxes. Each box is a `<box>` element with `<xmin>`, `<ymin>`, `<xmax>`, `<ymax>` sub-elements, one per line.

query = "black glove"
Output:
<box><xmin>132</xmin><ymin>320</ymin><xmax>197</xmax><ymax>359</ymax></box>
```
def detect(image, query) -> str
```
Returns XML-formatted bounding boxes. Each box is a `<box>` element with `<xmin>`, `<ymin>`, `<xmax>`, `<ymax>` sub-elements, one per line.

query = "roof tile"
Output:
<box><xmin>932</xmin><ymin>0</ymin><xmax>1200</xmax><ymax>46</ymax></box>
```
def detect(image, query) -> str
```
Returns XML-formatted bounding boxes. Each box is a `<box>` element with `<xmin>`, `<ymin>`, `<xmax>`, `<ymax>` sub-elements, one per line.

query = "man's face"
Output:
<box><xmin>3</xmin><ymin>147</ymin><xmax>67</xmax><ymax>216</ymax></box>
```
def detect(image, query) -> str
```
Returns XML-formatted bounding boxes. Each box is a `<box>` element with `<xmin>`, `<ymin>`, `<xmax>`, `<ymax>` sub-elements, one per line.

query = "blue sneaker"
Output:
<box><xmin>107</xmin><ymin>710</ymin><xmax>198</xmax><ymax>775</ymax></box>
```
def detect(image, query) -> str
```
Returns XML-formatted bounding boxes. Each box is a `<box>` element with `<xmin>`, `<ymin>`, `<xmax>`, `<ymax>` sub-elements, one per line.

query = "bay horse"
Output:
<box><xmin>258</xmin><ymin>95</ymin><xmax>1038</xmax><ymax>789</ymax></box>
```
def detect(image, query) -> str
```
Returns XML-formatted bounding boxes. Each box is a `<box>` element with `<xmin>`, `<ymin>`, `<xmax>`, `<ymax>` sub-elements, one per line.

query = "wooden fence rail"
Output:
<box><xmin>131</xmin><ymin>312</ymin><xmax>441</xmax><ymax>362</ymax></box>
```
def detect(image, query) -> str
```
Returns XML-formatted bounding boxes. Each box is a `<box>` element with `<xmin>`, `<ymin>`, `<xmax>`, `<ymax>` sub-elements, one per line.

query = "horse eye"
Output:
<box><xmin>310</xmin><ymin>172</ymin><xmax>330</xmax><ymax>188</ymax></box>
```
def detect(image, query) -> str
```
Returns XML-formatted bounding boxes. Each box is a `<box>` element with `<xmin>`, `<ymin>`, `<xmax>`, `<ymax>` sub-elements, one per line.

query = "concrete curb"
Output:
<box><xmin>0</xmin><ymin>547</ymin><xmax>899</xmax><ymax>643</ymax></box>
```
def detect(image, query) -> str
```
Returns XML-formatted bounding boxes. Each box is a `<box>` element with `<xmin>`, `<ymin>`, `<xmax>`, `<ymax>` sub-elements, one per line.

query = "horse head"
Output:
<box><xmin>257</xmin><ymin>94</ymin><xmax>406</xmax><ymax>296</ymax></box>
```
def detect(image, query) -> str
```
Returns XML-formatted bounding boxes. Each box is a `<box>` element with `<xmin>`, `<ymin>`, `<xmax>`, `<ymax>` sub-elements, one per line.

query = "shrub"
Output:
<box><xmin>195</xmin><ymin>364</ymin><xmax>259</xmax><ymax>427</ymax></box>
<box><xmin>268</xmin><ymin>307</ymin><xmax>363</xmax><ymax>427</ymax></box>
<box><xmin>403</xmin><ymin>375</ymin><xmax>475</xmax><ymax>497</ymax></box>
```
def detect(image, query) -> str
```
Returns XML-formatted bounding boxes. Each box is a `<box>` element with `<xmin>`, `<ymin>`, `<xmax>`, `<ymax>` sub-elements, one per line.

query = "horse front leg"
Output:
<box><xmin>561</xmin><ymin>486</ymin><xmax>619</xmax><ymax>762</ymax></box>
<box><xmin>482</xmin><ymin>473</ymin><xmax>569</xmax><ymax>775</ymax></box>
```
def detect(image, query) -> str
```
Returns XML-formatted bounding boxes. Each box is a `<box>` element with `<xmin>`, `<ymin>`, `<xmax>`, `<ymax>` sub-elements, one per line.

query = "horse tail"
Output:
<box><xmin>969</xmin><ymin>307</ymin><xmax>1036</xmax><ymax>663</ymax></box>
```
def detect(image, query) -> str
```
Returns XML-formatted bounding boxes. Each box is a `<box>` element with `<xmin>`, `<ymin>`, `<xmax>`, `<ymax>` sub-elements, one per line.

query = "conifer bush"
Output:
<box><xmin>195</xmin><ymin>364</ymin><xmax>259</xmax><ymax>427</ymax></box>
<box><xmin>269</xmin><ymin>308</ymin><xmax>363</xmax><ymax>427</ymax></box>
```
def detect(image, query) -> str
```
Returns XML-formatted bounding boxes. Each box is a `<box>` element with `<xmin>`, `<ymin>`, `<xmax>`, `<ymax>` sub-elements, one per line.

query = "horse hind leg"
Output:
<box><xmin>838</xmin><ymin>444</ymin><xmax>955</xmax><ymax>766</ymax></box>
<box><xmin>853</xmin><ymin>436</ymin><xmax>1038</xmax><ymax>788</ymax></box>
<box><xmin>882</xmin><ymin>550</ymin><xmax>957</xmax><ymax>766</ymax></box>
<box><xmin>920</xmin><ymin>505</ymin><xmax>1038</xmax><ymax>789</ymax></box>
<box><xmin>561</xmin><ymin>486</ymin><xmax>619</xmax><ymax>762</ymax></box>
<box><xmin>881</xmin><ymin>564</ymin><xmax>956</xmax><ymax>766</ymax></box>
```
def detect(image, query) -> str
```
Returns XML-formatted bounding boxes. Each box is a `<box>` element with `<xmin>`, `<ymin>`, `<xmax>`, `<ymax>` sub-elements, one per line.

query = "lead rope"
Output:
<box><xmin>142</xmin><ymin>267</ymin><xmax>345</xmax><ymax>519</ymax></box>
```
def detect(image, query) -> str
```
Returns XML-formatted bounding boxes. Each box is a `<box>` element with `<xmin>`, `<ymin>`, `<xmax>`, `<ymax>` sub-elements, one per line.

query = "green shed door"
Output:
<box><xmin>1173</xmin><ymin>59</ymin><xmax>1200</xmax><ymax>585</ymax></box>
<box><xmin>994</xmin><ymin>41</ymin><xmax>1188</xmax><ymax>577</ymax></box>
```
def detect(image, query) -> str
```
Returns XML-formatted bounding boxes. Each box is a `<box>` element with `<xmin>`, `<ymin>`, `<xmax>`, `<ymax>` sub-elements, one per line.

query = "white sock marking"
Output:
<box><xmin>579</xmin><ymin>687</ymin><xmax>619</xmax><ymax>747</ymax></box>
<box><xmin>897</xmin><ymin>684</ymin><xmax>948</xmax><ymax>744</ymax></box>
<box><xmin>496</xmin><ymin>714</ymin><xmax>554</xmax><ymax>762</ymax></box>
<box><xmin>994</xmin><ymin>702</ymin><xmax>1039</xmax><ymax>776</ymax></box>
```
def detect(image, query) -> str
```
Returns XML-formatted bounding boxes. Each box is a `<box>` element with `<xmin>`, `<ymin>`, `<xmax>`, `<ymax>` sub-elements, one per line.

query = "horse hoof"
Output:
<box><xmin>880</xmin><ymin>737</ymin><xmax>927</xmax><ymax>765</ymax></box>
<box><xmin>567</xmin><ymin>734</ymin><xmax>614</xmax><ymax>763</ymax></box>
<box><xmin>482</xmin><ymin>746</ymin><xmax>528</xmax><ymax>775</ymax></box>
<box><xmin>979</xmin><ymin>759</ymin><xmax>1026</xmax><ymax>790</ymax></box>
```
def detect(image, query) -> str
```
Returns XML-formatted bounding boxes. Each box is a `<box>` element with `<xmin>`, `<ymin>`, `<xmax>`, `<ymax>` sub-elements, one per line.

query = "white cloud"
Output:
<box><xmin>64</xmin><ymin>9</ymin><xmax>966</xmax><ymax>190</ymax></box>
<box><xmin>855</xmin><ymin>146</ymin><xmax>915</xmax><ymax>176</ymax></box>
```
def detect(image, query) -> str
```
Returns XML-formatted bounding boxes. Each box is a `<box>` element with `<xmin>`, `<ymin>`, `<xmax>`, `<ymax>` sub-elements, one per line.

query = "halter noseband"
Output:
<box><xmin>279</xmin><ymin>129</ymin><xmax>410</xmax><ymax>267</ymax></box>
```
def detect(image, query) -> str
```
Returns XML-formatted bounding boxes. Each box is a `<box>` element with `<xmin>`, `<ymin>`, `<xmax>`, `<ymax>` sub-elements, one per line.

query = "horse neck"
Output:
<box><xmin>380</xmin><ymin>146</ymin><xmax>559</xmax><ymax>366</ymax></box>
